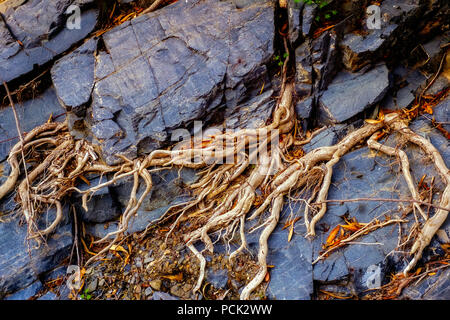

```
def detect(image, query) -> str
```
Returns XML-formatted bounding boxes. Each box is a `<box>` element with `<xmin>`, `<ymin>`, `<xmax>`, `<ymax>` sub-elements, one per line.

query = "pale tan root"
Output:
<box><xmin>367</xmin><ymin>133</ymin><xmax>427</xmax><ymax>220</ymax></box>
<box><xmin>2</xmin><ymin>77</ymin><xmax>449</xmax><ymax>301</ymax></box>
<box><xmin>240</xmin><ymin>195</ymin><xmax>283</xmax><ymax>300</ymax></box>
<box><xmin>388</xmin><ymin>123</ymin><xmax>450</xmax><ymax>275</ymax></box>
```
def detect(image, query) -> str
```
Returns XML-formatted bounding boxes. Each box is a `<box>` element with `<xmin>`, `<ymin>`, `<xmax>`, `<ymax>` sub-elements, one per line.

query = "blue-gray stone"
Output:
<box><xmin>70</xmin><ymin>0</ymin><xmax>274</xmax><ymax>165</ymax></box>
<box><xmin>295</xmin><ymin>96</ymin><xmax>313</xmax><ymax>119</ymax></box>
<box><xmin>37</xmin><ymin>291</ymin><xmax>59</xmax><ymax>300</ymax></box>
<box><xmin>0</xmin><ymin>1</ymin><xmax>98</xmax><ymax>82</ymax></box>
<box><xmin>433</xmin><ymin>98</ymin><xmax>449</xmax><ymax>133</ymax></box>
<box><xmin>340</xmin><ymin>0</ymin><xmax>420</xmax><ymax>71</ymax></box>
<box><xmin>287</xmin><ymin>0</ymin><xmax>304</xmax><ymax>45</ymax></box>
<box><xmin>383</xmin><ymin>65</ymin><xmax>427</xmax><ymax>110</ymax></box>
<box><xmin>51</xmin><ymin>38</ymin><xmax>98</xmax><ymax>108</ymax></box>
<box><xmin>0</xmin><ymin>161</ymin><xmax>11</xmax><ymax>189</ymax></box>
<box><xmin>84</xmin><ymin>167</ymin><xmax>199</xmax><ymax>238</ymax></box>
<box><xmin>0</xmin><ymin>87</ymin><xmax>66</xmax><ymax>163</ymax></box>
<box><xmin>302</xmin><ymin>124</ymin><xmax>347</xmax><ymax>153</ymax></box>
<box><xmin>318</xmin><ymin>64</ymin><xmax>389</xmax><ymax>123</ymax></box>
<box><xmin>4</xmin><ymin>281</ymin><xmax>43</xmax><ymax>300</ymax></box>
<box><xmin>224</xmin><ymin>90</ymin><xmax>275</xmax><ymax>130</ymax></box>
<box><xmin>302</xmin><ymin>4</ymin><xmax>317</xmax><ymax>38</ymax></box>
<box><xmin>0</xmin><ymin>205</ymin><xmax>72</xmax><ymax>297</ymax></box>
<box><xmin>266</xmin><ymin>203</ymin><xmax>313</xmax><ymax>300</ymax></box>
<box><xmin>151</xmin><ymin>291</ymin><xmax>180</xmax><ymax>300</ymax></box>
<box><xmin>73</xmin><ymin>176</ymin><xmax>122</xmax><ymax>223</ymax></box>
<box><xmin>401</xmin><ymin>268</ymin><xmax>450</xmax><ymax>300</ymax></box>
<box><xmin>206</xmin><ymin>269</ymin><xmax>228</xmax><ymax>290</ymax></box>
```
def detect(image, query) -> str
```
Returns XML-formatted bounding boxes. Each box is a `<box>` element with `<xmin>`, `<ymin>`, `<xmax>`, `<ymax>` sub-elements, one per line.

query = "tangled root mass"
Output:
<box><xmin>0</xmin><ymin>83</ymin><xmax>448</xmax><ymax>300</ymax></box>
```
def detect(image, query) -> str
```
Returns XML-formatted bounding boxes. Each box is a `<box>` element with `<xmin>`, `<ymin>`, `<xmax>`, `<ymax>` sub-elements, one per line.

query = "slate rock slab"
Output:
<box><xmin>318</xmin><ymin>64</ymin><xmax>389</xmax><ymax>124</ymax></box>
<box><xmin>58</xmin><ymin>0</ymin><xmax>275</xmax><ymax>165</ymax></box>
<box><xmin>309</xmin><ymin>109</ymin><xmax>449</xmax><ymax>294</ymax></box>
<box><xmin>287</xmin><ymin>0</ymin><xmax>304</xmax><ymax>45</ymax></box>
<box><xmin>84</xmin><ymin>167</ymin><xmax>199</xmax><ymax>238</ymax></box>
<box><xmin>401</xmin><ymin>268</ymin><xmax>450</xmax><ymax>300</ymax></box>
<box><xmin>0</xmin><ymin>87</ymin><xmax>66</xmax><ymax>163</ymax></box>
<box><xmin>224</xmin><ymin>89</ymin><xmax>275</xmax><ymax>130</ymax></box>
<box><xmin>0</xmin><ymin>0</ymin><xmax>98</xmax><ymax>82</ymax></box>
<box><xmin>265</xmin><ymin>203</ymin><xmax>313</xmax><ymax>300</ymax></box>
<box><xmin>340</xmin><ymin>0</ymin><xmax>420</xmax><ymax>71</ymax></box>
<box><xmin>0</xmin><ymin>205</ymin><xmax>72</xmax><ymax>297</ymax></box>
<box><xmin>3</xmin><ymin>280</ymin><xmax>43</xmax><ymax>300</ymax></box>
<box><xmin>51</xmin><ymin>38</ymin><xmax>98</xmax><ymax>109</ymax></box>
<box><xmin>382</xmin><ymin>65</ymin><xmax>427</xmax><ymax>111</ymax></box>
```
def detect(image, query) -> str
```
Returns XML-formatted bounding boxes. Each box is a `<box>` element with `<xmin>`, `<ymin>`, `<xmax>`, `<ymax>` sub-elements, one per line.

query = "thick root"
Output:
<box><xmin>1</xmin><ymin>78</ymin><xmax>448</xmax><ymax>300</ymax></box>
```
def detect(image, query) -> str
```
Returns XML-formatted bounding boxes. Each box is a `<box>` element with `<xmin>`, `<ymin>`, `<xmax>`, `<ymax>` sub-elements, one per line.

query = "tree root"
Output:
<box><xmin>0</xmin><ymin>80</ymin><xmax>448</xmax><ymax>299</ymax></box>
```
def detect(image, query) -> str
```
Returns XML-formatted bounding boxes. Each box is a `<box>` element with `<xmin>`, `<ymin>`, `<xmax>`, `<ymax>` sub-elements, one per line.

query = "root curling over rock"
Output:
<box><xmin>0</xmin><ymin>82</ymin><xmax>449</xmax><ymax>299</ymax></box>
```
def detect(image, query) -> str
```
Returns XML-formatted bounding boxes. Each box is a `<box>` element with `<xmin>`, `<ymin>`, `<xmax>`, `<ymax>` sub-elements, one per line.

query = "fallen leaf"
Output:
<box><xmin>161</xmin><ymin>273</ymin><xmax>183</xmax><ymax>282</ymax></box>
<box><xmin>325</xmin><ymin>225</ymin><xmax>340</xmax><ymax>247</ymax></box>
<box><xmin>365</xmin><ymin>119</ymin><xmax>382</xmax><ymax>124</ymax></box>
<box><xmin>282</xmin><ymin>216</ymin><xmax>301</xmax><ymax>230</ymax></box>
<box><xmin>110</xmin><ymin>245</ymin><xmax>129</xmax><ymax>256</ymax></box>
<box><xmin>288</xmin><ymin>224</ymin><xmax>294</xmax><ymax>242</ymax></box>
<box><xmin>78</xmin><ymin>175</ymin><xmax>90</xmax><ymax>186</ymax></box>
<box><xmin>264</xmin><ymin>271</ymin><xmax>270</xmax><ymax>282</ymax></box>
<box><xmin>340</xmin><ymin>223</ymin><xmax>360</xmax><ymax>232</ymax></box>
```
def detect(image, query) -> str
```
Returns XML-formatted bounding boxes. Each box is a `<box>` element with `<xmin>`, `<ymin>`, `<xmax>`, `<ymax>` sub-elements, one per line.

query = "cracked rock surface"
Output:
<box><xmin>51</xmin><ymin>0</ymin><xmax>275</xmax><ymax>165</ymax></box>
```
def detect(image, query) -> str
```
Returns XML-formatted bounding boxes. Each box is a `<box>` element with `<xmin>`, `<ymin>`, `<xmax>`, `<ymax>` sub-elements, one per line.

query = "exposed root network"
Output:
<box><xmin>0</xmin><ymin>81</ymin><xmax>449</xmax><ymax>299</ymax></box>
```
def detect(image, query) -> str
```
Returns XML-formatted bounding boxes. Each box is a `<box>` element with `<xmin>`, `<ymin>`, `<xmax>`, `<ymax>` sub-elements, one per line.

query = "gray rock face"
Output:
<box><xmin>206</xmin><ymin>269</ymin><xmax>229</xmax><ymax>290</ymax></box>
<box><xmin>340</xmin><ymin>0</ymin><xmax>420</xmax><ymax>71</ymax></box>
<box><xmin>433</xmin><ymin>98</ymin><xmax>450</xmax><ymax>133</ymax></box>
<box><xmin>266</xmin><ymin>208</ymin><xmax>313</xmax><ymax>300</ymax></box>
<box><xmin>295</xmin><ymin>41</ymin><xmax>313</xmax><ymax>97</ymax></box>
<box><xmin>55</xmin><ymin>0</ymin><xmax>274</xmax><ymax>165</ymax></box>
<box><xmin>382</xmin><ymin>65</ymin><xmax>426</xmax><ymax>111</ymax></box>
<box><xmin>51</xmin><ymin>38</ymin><xmax>98</xmax><ymax>108</ymax></box>
<box><xmin>302</xmin><ymin>3</ymin><xmax>317</xmax><ymax>39</ymax></box>
<box><xmin>302</xmin><ymin>124</ymin><xmax>347</xmax><ymax>153</ymax></box>
<box><xmin>224</xmin><ymin>89</ymin><xmax>275</xmax><ymax>130</ymax></box>
<box><xmin>309</xmin><ymin>110</ymin><xmax>450</xmax><ymax>295</ymax></box>
<box><xmin>401</xmin><ymin>268</ymin><xmax>450</xmax><ymax>300</ymax></box>
<box><xmin>0</xmin><ymin>87</ymin><xmax>66</xmax><ymax>163</ymax></box>
<box><xmin>73</xmin><ymin>176</ymin><xmax>122</xmax><ymax>223</ymax></box>
<box><xmin>294</xmin><ymin>27</ymin><xmax>342</xmax><ymax>120</ymax></box>
<box><xmin>287</xmin><ymin>0</ymin><xmax>304</xmax><ymax>45</ymax></box>
<box><xmin>0</xmin><ymin>205</ymin><xmax>72</xmax><ymax>297</ymax></box>
<box><xmin>295</xmin><ymin>95</ymin><xmax>313</xmax><ymax>119</ymax></box>
<box><xmin>4</xmin><ymin>280</ymin><xmax>43</xmax><ymax>300</ymax></box>
<box><xmin>84</xmin><ymin>167</ymin><xmax>199</xmax><ymax>238</ymax></box>
<box><xmin>0</xmin><ymin>0</ymin><xmax>98</xmax><ymax>82</ymax></box>
<box><xmin>318</xmin><ymin>64</ymin><xmax>389</xmax><ymax>124</ymax></box>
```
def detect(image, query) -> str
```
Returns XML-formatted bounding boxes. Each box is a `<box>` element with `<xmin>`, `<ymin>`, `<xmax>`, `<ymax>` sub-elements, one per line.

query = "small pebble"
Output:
<box><xmin>149</xmin><ymin>279</ymin><xmax>162</xmax><ymax>291</ymax></box>
<box><xmin>86</xmin><ymin>278</ymin><xmax>98</xmax><ymax>293</ymax></box>
<box><xmin>144</xmin><ymin>287</ymin><xmax>153</xmax><ymax>296</ymax></box>
<box><xmin>144</xmin><ymin>256</ymin><xmax>154</xmax><ymax>264</ymax></box>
